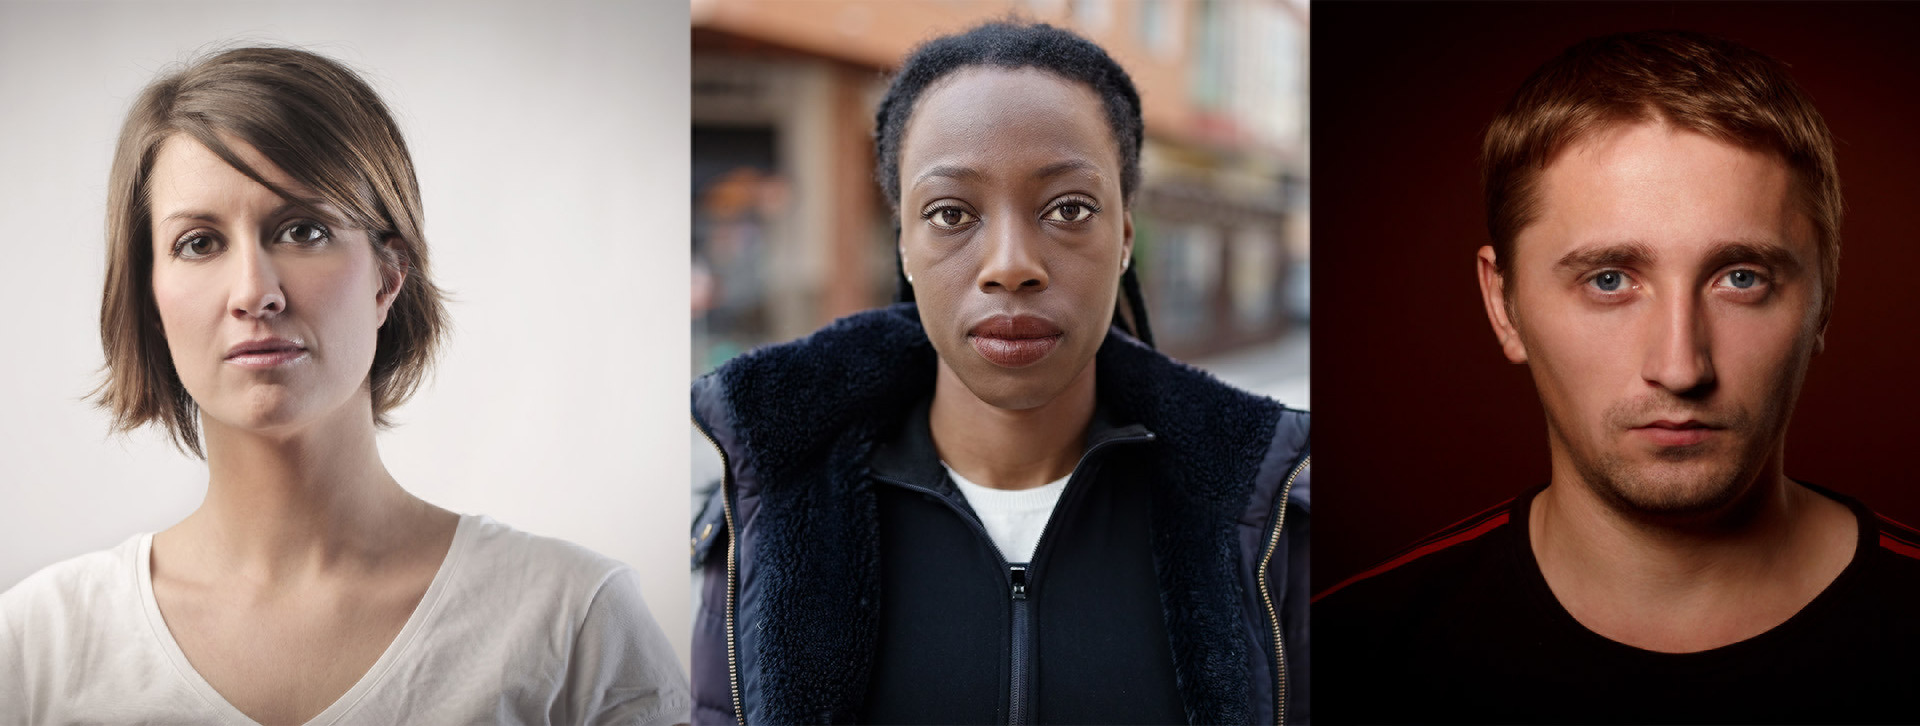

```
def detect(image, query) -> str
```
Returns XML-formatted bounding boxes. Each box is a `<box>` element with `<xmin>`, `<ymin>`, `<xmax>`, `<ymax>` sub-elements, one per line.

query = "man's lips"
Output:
<box><xmin>1630</xmin><ymin>419</ymin><xmax>1721</xmax><ymax>447</ymax></box>
<box><xmin>968</xmin><ymin>315</ymin><xmax>1063</xmax><ymax>368</ymax></box>
<box><xmin>225</xmin><ymin>338</ymin><xmax>308</xmax><ymax>368</ymax></box>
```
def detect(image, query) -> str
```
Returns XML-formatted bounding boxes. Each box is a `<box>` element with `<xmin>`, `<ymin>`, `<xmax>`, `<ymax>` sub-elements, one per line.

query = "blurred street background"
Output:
<box><xmin>689</xmin><ymin>0</ymin><xmax>1309</xmax><ymax>493</ymax></box>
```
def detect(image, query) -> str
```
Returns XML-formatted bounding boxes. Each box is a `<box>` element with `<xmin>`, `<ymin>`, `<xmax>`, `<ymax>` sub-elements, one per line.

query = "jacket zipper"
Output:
<box><xmin>694</xmin><ymin>417</ymin><xmax>747</xmax><ymax>726</ymax></box>
<box><xmin>1008</xmin><ymin>564</ymin><xmax>1031</xmax><ymax>726</ymax></box>
<box><xmin>1258</xmin><ymin>454</ymin><xmax>1308</xmax><ymax>725</ymax></box>
<box><xmin>873</xmin><ymin>431</ymin><xmax>1153</xmax><ymax>726</ymax></box>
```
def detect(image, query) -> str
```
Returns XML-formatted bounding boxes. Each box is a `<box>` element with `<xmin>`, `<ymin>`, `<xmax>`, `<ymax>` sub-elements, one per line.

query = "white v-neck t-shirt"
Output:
<box><xmin>944</xmin><ymin>464</ymin><xmax>1070</xmax><ymax>564</ymax></box>
<box><xmin>0</xmin><ymin>515</ymin><xmax>690</xmax><ymax>725</ymax></box>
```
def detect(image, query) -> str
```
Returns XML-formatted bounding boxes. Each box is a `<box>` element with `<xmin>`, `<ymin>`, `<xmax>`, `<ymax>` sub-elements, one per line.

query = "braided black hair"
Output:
<box><xmin>877</xmin><ymin>21</ymin><xmax>1154</xmax><ymax>348</ymax></box>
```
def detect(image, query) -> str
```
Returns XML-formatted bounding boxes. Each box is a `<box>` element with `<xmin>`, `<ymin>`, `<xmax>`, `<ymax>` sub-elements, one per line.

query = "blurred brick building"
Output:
<box><xmin>691</xmin><ymin>0</ymin><xmax>1307</xmax><ymax>371</ymax></box>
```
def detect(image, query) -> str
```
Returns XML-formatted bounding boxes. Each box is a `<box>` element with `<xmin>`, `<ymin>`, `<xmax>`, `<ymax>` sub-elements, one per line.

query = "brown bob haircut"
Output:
<box><xmin>1483</xmin><ymin>30</ymin><xmax>1842</xmax><ymax>317</ymax></box>
<box><xmin>95</xmin><ymin>46</ymin><xmax>447</xmax><ymax>457</ymax></box>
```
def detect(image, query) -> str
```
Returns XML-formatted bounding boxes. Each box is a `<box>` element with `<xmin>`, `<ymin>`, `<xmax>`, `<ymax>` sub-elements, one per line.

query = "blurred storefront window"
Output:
<box><xmin>691</xmin><ymin>0</ymin><xmax>1307</xmax><ymax>370</ymax></box>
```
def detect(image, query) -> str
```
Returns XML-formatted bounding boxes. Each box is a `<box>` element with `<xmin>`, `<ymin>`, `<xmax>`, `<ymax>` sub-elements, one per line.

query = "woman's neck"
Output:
<box><xmin>164</xmin><ymin>390</ymin><xmax>440</xmax><ymax>581</ymax></box>
<box><xmin>928</xmin><ymin>359</ymin><xmax>1096</xmax><ymax>491</ymax></box>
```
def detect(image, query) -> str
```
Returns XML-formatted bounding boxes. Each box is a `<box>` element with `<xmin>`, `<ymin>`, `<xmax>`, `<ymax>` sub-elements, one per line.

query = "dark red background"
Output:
<box><xmin>1313</xmin><ymin>2</ymin><xmax>1920</xmax><ymax>592</ymax></box>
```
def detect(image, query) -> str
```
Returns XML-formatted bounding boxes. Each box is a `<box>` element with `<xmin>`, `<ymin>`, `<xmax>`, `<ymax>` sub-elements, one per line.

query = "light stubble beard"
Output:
<box><xmin>1563</xmin><ymin>391</ymin><xmax>1790</xmax><ymax>521</ymax></box>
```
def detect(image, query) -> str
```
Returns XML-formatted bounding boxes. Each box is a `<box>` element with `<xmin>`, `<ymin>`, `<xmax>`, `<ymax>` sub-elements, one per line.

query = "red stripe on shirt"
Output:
<box><xmin>1314</xmin><ymin>511</ymin><xmax>1511</xmax><ymax>603</ymax></box>
<box><xmin>1880</xmin><ymin>532</ymin><xmax>1920</xmax><ymax>562</ymax></box>
<box><xmin>1877</xmin><ymin>513</ymin><xmax>1920</xmax><ymax>542</ymax></box>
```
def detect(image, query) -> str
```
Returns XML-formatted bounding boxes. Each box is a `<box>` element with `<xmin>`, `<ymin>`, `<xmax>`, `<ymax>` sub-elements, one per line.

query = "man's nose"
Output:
<box><xmin>1641</xmin><ymin>289</ymin><xmax>1715</xmax><ymax>396</ymax></box>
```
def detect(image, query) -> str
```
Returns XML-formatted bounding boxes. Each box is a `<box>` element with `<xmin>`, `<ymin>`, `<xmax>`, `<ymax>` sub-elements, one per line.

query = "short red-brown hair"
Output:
<box><xmin>1483</xmin><ymin>30</ymin><xmax>1842</xmax><ymax>315</ymax></box>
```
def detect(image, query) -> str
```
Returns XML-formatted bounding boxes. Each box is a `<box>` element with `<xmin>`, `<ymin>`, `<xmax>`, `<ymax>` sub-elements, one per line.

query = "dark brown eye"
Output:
<box><xmin>1045</xmin><ymin>201</ymin><xmax>1097</xmax><ymax>223</ymax></box>
<box><xmin>278</xmin><ymin>222</ymin><xmax>330</xmax><ymax>245</ymax></box>
<box><xmin>926</xmin><ymin>207</ymin><xmax>976</xmax><ymax>229</ymax></box>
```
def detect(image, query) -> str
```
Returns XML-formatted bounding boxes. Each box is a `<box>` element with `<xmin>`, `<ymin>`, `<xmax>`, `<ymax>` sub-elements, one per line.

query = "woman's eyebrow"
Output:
<box><xmin>1031</xmin><ymin>158</ymin><xmax>1100</xmax><ymax>181</ymax></box>
<box><xmin>913</xmin><ymin>164</ymin><xmax>983</xmax><ymax>188</ymax></box>
<box><xmin>157</xmin><ymin>198</ymin><xmax>335</xmax><ymax>227</ymax></box>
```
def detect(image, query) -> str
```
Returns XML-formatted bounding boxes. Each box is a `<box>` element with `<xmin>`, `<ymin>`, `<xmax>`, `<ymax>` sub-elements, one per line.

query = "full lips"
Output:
<box><xmin>970</xmin><ymin>334</ymin><xmax>1062</xmax><ymax>368</ymax></box>
<box><xmin>968</xmin><ymin>315</ymin><xmax>1064</xmax><ymax>368</ymax></box>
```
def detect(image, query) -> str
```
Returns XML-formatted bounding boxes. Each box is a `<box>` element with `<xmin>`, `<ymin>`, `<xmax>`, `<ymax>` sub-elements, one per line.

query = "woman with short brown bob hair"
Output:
<box><xmin>0</xmin><ymin>47</ymin><xmax>688</xmax><ymax>725</ymax></box>
<box><xmin>97</xmin><ymin>46</ymin><xmax>447</xmax><ymax>457</ymax></box>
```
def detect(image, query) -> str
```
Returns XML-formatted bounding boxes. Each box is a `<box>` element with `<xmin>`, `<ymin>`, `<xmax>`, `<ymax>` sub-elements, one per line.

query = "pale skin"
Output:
<box><xmin>144</xmin><ymin>134</ymin><xmax>457</xmax><ymax>724</ymax></box>
<box><xmin>897</xmin><ymin>68</ymin><xmax>1133</xmax><ymax>491</ymax></box>
<box><xmin>1476</xmin><ymin>119</ymin><xmax>1854</xmax><ymax>653</ymax></box>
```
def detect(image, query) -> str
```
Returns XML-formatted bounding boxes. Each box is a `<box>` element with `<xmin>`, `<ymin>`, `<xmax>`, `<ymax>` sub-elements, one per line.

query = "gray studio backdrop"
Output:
<box><xmin>0</xmin><ymin>1</ymin><xmax>693</xmax><ymax>667</ymax></box>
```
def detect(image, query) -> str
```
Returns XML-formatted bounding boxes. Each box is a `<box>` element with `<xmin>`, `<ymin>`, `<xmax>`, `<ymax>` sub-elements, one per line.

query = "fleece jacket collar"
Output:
<box><xmin>703</xmin><ymin>303</ymin><xmax>1282</xmax><ymax>724</ymax></box>
<box><xmin>866</xmin><ymin>396</ymin><xmax>1154</xmax><ymax>499</ymax></box>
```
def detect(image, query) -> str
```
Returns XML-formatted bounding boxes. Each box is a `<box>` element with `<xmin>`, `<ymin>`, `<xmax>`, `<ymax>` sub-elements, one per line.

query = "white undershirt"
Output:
<box><xmin>0</xmin><ymin>515</ymin><xmax>690</xmax><ymax>725</ymax></box>
<box><xmin>944</xmin><ymin>463</ymin><xmax>1070</xmax><ymax>564</ymax></box>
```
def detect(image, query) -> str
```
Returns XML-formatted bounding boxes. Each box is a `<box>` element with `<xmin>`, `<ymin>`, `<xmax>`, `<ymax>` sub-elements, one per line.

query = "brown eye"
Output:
<box><xmin>174</xmin><ymin>233</ymin><xmax>222</xmax><ymax>259</ymax></box>
<box><xmin>278</xmin><ymin>222</ymin><xmax>330</xmax><ymax>245</ymax></box>
<box><xmin>925</xmin><ymin>206</ymin><xmax>977</xmax><ymax>230</ymax></box>
<box><xmin>1044</xmin><ymin>200</ymin><xmax>1098</xmax><ymax>223</ymax></box>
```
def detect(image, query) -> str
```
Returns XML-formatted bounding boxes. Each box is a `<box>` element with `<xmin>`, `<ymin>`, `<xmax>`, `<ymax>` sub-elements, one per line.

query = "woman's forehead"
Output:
<box><xmin>148</xmin><ymin>132</ymin><xmax>345</xmax><ymax>226</ymax></box>
<box><xmin>897</xmin><ymin>67</ymin><xmax>1121</xmax><ymax>185</ymax></box>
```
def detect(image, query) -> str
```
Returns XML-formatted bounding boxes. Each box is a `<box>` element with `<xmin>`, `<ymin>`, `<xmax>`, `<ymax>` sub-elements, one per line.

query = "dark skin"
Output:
<box><xmin>896</xmin><ymin>67</ymin><xmax>1133</xmax><ymax>491</ymax></box>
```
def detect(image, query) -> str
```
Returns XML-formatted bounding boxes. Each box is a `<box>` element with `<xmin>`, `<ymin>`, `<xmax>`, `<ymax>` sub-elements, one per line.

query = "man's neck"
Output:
<box><xmin>928</xmin><ymin>360</ymin><xmax>1095</xmax><ymax>491</ymax></box>
<box><xmin>1530</xmin><ymin>467</ymin><xmax>1857</xmax><ymax>653</ymax></box>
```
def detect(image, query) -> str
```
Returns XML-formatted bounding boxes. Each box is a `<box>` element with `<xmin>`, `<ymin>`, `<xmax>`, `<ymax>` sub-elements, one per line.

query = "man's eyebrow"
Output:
<box><xmin>1554</xmin><ymin>241</ymin><xmax>1657</xmax><ymax>272</ymax></box>
<box><xmin>1703</xmin><ymin>240</ymin><xmax>1803</xmax><ymax>273</ymax></box>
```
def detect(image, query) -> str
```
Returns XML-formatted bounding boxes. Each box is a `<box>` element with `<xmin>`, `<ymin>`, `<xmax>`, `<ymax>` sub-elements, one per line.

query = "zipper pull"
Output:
<box><xmin>1009</xmin><ymin>564</ymin><xmax>1029</xmax><ymax>601</ymax></box>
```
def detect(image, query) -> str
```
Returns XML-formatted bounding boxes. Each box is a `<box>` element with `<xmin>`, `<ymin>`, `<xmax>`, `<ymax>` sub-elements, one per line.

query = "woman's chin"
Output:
<box><xmin>201</xmin><ymin>388</ymin><xmax>342</xmax><ymax>438</ymax></box>
<box><xmin>948</xmin><ymin>357</ymin><xmax>1092</xmax><ymax>412</ymax></box>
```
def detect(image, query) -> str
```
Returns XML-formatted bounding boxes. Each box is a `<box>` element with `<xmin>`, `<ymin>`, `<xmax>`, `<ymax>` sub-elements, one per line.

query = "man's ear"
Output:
<box><xmin>375</xmin><ymin>235</ymin><xmax>409</xmax><ymax>328</ymax></box>
<box><xmin>1477</xmin><ymin>245</ymin><xmax>1528</xmax><ymax>364</ymax></box>
<box><xmin>1813</xmin><ymin>294</ymin><xmax>1831</xmax><ymax>356</ymax></box>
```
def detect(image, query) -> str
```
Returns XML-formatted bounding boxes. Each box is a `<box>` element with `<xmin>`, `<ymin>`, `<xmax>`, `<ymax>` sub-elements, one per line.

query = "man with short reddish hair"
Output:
<box><xmin>1317</xmin><ymin>31</ymin><xmax>1920</xmax><ymax>723</ymax></box>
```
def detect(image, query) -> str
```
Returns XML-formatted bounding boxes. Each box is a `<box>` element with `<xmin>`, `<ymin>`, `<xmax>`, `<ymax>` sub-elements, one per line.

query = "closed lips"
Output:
<box><xmin>968</xmin><ymin>315</ymin><xmax>1063</xmax><ymax>340</ymax></box>
<box><xmin>226</xmin><ymin>338</ymin><xmax>304</xmax><ymax>358</ymax></box>
<box><xmin>967</xmin><ymin>315</ymin><xmax>1062</xmax><ymax>368</ymax></box>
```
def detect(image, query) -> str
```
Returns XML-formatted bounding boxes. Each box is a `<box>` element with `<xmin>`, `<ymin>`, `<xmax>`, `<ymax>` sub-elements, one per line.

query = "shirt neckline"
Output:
<box><xmin>135</xmin><ymin>514</ymin><xmax>477</xmax><ymax>726</ymax></box>
<box><xmin>943</xmin><ymin>463</ymin><xmax>1071</xmax><ymax>503</ymax></box>
<box><xmin>1508</xmin><ymin>482</ymin><xmax>1874</xmax><ymax>665</ymax></box>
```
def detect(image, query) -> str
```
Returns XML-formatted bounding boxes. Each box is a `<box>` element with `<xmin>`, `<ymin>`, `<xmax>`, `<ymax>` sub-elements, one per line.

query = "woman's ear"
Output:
<box><xmin>375</xmin><ymin>235</ymin><xmax>409</xmax><ymax>327</ymax></box>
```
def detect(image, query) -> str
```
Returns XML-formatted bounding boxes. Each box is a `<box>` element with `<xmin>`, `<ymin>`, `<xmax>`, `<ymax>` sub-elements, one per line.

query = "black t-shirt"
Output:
<box><xmin>1316</xmin><ymin>483</ymin><xmax>1920</xmax><ymax>724</ymax></box>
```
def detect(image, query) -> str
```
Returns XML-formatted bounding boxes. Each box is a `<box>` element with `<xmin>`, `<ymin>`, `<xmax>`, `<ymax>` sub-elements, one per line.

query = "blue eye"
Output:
<box><xmin>1726</xmin><ymin>269</ymin><xmax>1758</xmax><ymax>289</ymax></box>
<box><xmin>1592</xmin><ymin>271</ymin><xmax>1626</xmax><ymax>292</ymax></box>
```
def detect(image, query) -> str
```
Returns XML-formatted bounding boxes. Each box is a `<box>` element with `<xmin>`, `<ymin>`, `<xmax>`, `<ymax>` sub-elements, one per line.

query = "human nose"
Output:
<box><xmin>975</xmin><ymin>215</ymin><xmax>1048</xmax><ymax>293</ymax></box>
<box><xmin>228</xmin><ymin>240</ymin><xmax>286</xmax><ymax>320</ymax></box>
<box><xmin>1641</xmin><ymin>288</ymin><xmax>1715</xmax><ymax>396</ymax></box>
